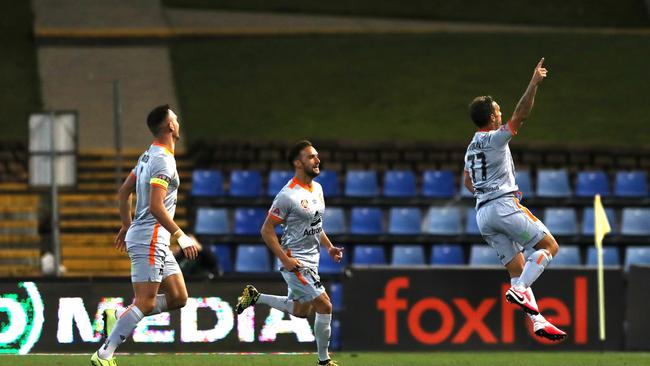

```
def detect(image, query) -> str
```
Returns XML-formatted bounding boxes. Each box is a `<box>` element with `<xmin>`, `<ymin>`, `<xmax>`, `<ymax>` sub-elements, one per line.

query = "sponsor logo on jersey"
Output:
<box><xmin>271</xmin><ymin>207</ymin><xmax>281</xmax><ymax>216</ymax></box>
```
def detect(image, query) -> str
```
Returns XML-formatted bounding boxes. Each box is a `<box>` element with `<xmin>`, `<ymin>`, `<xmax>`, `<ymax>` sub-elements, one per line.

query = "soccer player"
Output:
<box><xmin>91</xmin><ymin>105</ymin><xmax>199</xmax><ymax>365</ymax></box>
<box><xmin>463</xmin><ymin>58</ymin><xmax>567</xmax><ymax>341</ymax></box>
<box><xmin>236</xmin><ymin>140</ymin><xmax>343</xmax><ymax>366</ymax></box>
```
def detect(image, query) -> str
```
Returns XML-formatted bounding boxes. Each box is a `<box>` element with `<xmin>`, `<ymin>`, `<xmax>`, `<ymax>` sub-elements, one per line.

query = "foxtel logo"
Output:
<box><xmin>377</xmin><ymin>276</ymin><xmax>587</xmax><ymax>345</ymax></box>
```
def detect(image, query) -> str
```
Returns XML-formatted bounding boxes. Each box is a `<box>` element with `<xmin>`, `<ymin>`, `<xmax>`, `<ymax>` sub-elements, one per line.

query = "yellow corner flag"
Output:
<box><xmin>594</xmin><ymin>194</ymin><xmax>611</xmax><ymax>341</ymax></box>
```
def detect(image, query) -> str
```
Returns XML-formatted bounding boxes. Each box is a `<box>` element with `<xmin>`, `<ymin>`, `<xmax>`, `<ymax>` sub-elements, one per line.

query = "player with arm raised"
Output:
<box><xmin>235</xmin><ymin>140</ymin><xmax>343</xmax><ymax>366</ymax></box>
<box><xmin>91</xmin><ymin>105</ymin><xmax>199</xmax><ymax>365</ymax></box>
<box><xmin>463</xmin><ymin>58</ymin><xmax>567</xmax><ymax>341</ymax></box>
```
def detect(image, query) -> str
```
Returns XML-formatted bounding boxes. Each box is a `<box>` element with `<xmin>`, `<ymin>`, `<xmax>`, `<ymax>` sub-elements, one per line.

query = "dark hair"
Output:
<box><xmin>146</xmin><ymin>104</ymin><xmax>170</xmax><ymax>135</ymax></box>
<box><xmin>468</xmin><ymin>96</ymin><xmax>495</xmax><ymax>128</ymax></box>
<box><xmin>287</xmin><ymin>140</ymin><xmax>313</xmax><ymax>167</ymax></box>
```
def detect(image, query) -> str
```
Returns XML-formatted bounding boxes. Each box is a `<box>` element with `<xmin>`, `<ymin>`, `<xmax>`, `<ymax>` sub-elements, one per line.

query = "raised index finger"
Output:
<box><xmin>537</xmin><ymin>57</ymin><xmax>545</xmax><ymax>68</ymax></box>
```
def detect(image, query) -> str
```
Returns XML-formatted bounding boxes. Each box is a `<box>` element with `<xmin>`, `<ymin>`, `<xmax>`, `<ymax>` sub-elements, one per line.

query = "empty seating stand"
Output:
<box><xmin>0</xmin><ymin>195</ymin><xmax>41</xmax><ymax>276</ymax></box>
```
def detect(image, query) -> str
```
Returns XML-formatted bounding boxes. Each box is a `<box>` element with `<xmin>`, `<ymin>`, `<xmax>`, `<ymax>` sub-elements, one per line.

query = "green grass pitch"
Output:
<box><xmin>2</xmin><ymin>352</ymin><xmax>648</xmax><ymax>366</ymax></box>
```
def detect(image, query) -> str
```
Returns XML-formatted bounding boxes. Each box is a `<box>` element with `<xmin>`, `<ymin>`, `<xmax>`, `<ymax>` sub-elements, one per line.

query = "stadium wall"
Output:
<box><xmin>1</xmin><ymin>268</ymin><xmax>648</xmax><ymax>354</ymax></box>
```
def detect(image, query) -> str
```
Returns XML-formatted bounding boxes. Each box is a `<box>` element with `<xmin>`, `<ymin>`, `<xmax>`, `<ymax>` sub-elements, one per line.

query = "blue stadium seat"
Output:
<box><xmin>544</xmin><ymin>208</ymin><xmax>578</xmax><ymax>235</ymax></box>
<box><xmin>323</xmin><ymin>207</ymin><xmax>346</xmax><ymax>234</ymax></box>
<box><xmin>195</xmin><ymin>208</ymin><xmax>229</xmax><ymax>235</ymax></box>
<box><xmin>586</xmin><ymin>247</ymin><xmax>620</xmax><ymax>267</ymax></box>
<box><xmin>614</xmin><ymin>171</ymin><xmax>648</xmax><ymax>197</ymax></box>
<box><xmin>388</xmin><ymin>207</ymin><xmax>421</xmax><ymax>235</ymax></box>
<box><xmin>469</xmin><ymin>244</ymin><xmax>501</xmax><ymax>266</ymax></box>
<box><xmin>383</xmin><ymin>170</ymin><xmax>417</xmax><ymax>197</ymax></box>
<box><xmin>230</xmin><ymin>170</ymin><xmax>263</xmax><ymax>197</ymax></box>
<box><xmin>465</xmin><ymin>207</ymin><xmax>480</xmax><ymax>235</ymax></box>
<box><xmin>345</xmin><ymin>170</ymin><xmax>379</xmax><ymax>197</ymax></box>
<box><xmin>234</xmin><ymin>207</ymin><xmax>267</xmax><ymax>235</ymax></box>
<box><xmin>552</xmin><ymin>245</ymin><xmax>581</xmax><ymax>266</ymax></box>
<box><xmin>314</xmin><ymin>170</ymin><xmax>340</xmax><ymax>197</ymax></box>
<box><xmin>536</xmin><ymin>169</ymin><xmax>572</xmax><ymax>198</ymax></box>
<box><xmin>515</xmin><ymin>170</ymin><xmax>534</xmax><ymax>198</ymax></box>
<box><xmin>582</xmin><ymin>207</ymin><xmax>618</xmax><ymax>235</ymax></box>
<box><xmin>207</xmin><ymin>244</ymin><xmax>233</xmax><ymax>273</ymax></box>
<box><xmin>391</xmin><ymin>245</ymin><xmax>425</xmax><ymax>266</ymax></box>
<box><xmin>235</xmin><ymin>244</ymin><xmax>271</xmax><ymax>272</ymax></box>
<box><xmin>576</xmin><ymin>171</ymin><xmax>609</xmax><ymax>197</ymax></box>
<box><xmin>431</xmin><ymin>244</ymin><xmax>464</xmax><ymax>265</ymax></box>
<box><xmin>422</xmin><ymin>170</ymin><xmax>455</xmax><ymax>198</ymax></box>
<box><xmin>191</xmin><ymin>169</ymin><xmax>224</xmax><ymax>197</ymax></box>
<box><xmin>267</xmin><ymin>170</ymin><xmax>293</xmax><ymax>197</ymax></box>
<box><xmin>621</xmin><ymin>208</ymin><xmax>650</xmax><ymax>236</ymax></box>
<box><xmin>353</xmin><ymin>245</ymin><xmax>386</xmax><ymax>265</ymax></box>
<box><xmin>329</xmin><ymin>282</ymin><xmax>343</xmax><ymax>310</ymax></box>
<box><xmin>625</xmin><ymin>246</ymin><xmax>650</xmax><ymax>271</ymax></box>
<box><xmin>424</xmin><ymin>207</ymin><xmax>462</xmax><ymax>235</ymax></box>
<box><xmin>350</xmin><ymin>207</ymin><xmax>383</xmax><ymax>235</ymax></box>
<box><xmin>320</xmin><ymin>246</ymin><xmax>347</xmax><ymax>274</ymax></box>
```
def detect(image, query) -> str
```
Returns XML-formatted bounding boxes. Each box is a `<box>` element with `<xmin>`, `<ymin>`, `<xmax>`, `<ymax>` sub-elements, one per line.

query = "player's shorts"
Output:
<box><xmin>476</xmin><ymin>195</ymin><xmax>549</xmax><ymax>266</ymax></box>
<box><xmin>280</xmin><ymin>267</ymin><xmax>325</xmax><ymax>303</ymax></box>
<box><xmin>126</xmin><ymin>242</ymin><xmax>181</xmax><ymax>283</ymax></box>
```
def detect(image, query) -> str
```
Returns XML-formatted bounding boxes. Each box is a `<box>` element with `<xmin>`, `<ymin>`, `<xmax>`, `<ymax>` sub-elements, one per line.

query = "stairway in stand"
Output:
<box><xmin>59</xmin><ymin>149</ymin><xmax>192</xmax><ymax>276</ymax></box>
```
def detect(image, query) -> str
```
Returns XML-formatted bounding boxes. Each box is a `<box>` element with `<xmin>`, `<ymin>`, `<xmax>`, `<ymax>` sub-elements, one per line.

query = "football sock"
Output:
<box><xmin>149</xmin><ymin>294</ymin><xmax>169</xmax><ymax>315</ymax></box>
<box><xmin>98</xmin><ymin>305</ymin><xmax>144</xmax><ymax>359</ymax></box>
<box><xmin>515</xmin><ymin>249</ymin><xmax>552</xmax><ymax>289</ymax></box>
<box><xmin>314</xmin><ymin>313</ymin><xmax>332</xmax><ymax>362</ymax></box>
<box><xmin>258</xmin><ymin>294</ymin><xmax>295</xmax><ymax>314</ymax></box>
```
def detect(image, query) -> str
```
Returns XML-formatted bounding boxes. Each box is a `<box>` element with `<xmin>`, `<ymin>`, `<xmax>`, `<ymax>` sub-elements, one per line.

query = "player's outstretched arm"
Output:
<box><xmin>114</xmin><ymin>172</ymin><xmax>136</xmax><ymax>252</ymax></box>
<box><xmin>510</xmin><ymin>58</ymin><xmax>548</xmax><ymax>131</ymax></box>
<box><xmin>260</xmin><ymin>215</ymin><xmax>302</xmax><ymax>271</ymax></box>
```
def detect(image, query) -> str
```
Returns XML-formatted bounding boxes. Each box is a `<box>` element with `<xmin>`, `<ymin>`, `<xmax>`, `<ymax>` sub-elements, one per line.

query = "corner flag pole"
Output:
<box><xmin>594</xmin><ymin>194</ymin><xmax>611</xmax><ymax>342</ymax></box>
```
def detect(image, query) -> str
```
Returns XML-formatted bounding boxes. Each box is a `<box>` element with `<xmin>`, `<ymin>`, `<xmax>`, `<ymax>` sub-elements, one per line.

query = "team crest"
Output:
<box><xmin>300</xmin><ymin>200</ymin><xmax>309</xmax><ymax>209</ymax></box>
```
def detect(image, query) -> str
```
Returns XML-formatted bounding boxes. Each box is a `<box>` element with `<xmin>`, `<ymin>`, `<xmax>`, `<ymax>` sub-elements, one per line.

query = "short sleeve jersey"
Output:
<box><xmin>268</xmin><ymin>177</ymin><xmax>325</xmax><ymax>269</ymax></box>
<box><xmin>464</xmin><ymin>121</ymin><xmax>519</xmax><ymax>207</ymax></box>
<box><xmin>125</xmin><ymin>143</ymin><xmax>179</xmax><ymax>246</ymax></box>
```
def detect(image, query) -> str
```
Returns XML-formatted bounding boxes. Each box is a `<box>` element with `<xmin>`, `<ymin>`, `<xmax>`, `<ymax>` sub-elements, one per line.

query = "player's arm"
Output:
<box><xmin>149</xmin><ymin>185</ymin><xmax>199</xmax><ymax>260</ymax></box>
<box><xmin>260</xmin><ymin>215</ymin><xmax>301</xmax><ymax>271</ymax></box>
<box><xmin>463</xmin><ymin>170</ymin><xmax>475</xmax><ymax>194</ymax></box>
<box><xmin>114</xmin><ymin>172</ymin><xmax>136</xmax><ymax>252</ymax></box>
<box><xmin>509</xmin><ymin>58</ymin><xmax>548</xmax><ymax>132</ymax></box>
<box><xmin>320</xmin><ymin>231</ymin><xmax>343</xmax><ymax>263</ymax></box>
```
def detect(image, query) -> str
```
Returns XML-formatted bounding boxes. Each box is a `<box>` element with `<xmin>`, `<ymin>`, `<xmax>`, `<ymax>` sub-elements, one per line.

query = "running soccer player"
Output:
<box><xmin>463</xmin><ymin>58</ymin><xmax>567</xmax><ymax>341</ymax></box>
<box><xmin>236</xmin><ymin>140</ymin><xmax>343</xmax><ymax>366</ymax></box>
<box><xmin>91</xmin><ymin>105</ymin><xmax>199</xmax><ymax>365</ymax></box>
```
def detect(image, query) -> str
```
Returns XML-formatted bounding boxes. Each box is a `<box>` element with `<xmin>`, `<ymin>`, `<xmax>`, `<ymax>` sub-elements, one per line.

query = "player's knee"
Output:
<box><xmin>292</xmin><ymin>307</ymin><xmax>310</xmax><ymax>319</ymax></box>
<box><xmin>134</xmin><ymin>298</ymin><xmax>156</xmax><ymax>315</ymax></box>
<box><xmin>314</xmin><ymin>298</ymin><xmax>332</xmax><ymax>314</ymax></box>
<box><xmin>172</xmin><ymin>293</ymin><xmax>188</xmax><ymax>309</ymax></box>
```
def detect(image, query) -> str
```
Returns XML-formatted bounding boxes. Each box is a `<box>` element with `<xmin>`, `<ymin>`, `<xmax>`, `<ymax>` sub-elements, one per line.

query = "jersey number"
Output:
<box><xmin>468</xmin><ymin>153</ymin><xmax>487</xmax><ymax>182</ymax></box>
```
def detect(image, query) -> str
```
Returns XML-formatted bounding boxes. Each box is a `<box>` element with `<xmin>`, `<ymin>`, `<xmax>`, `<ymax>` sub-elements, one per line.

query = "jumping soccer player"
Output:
<box><xmin>236</xmin><ymin>140</ymin><xmax>343</xmax><ymax>366</ymax></box>
<box><xmin>463</xmin><ymin>58</ymin><xmax>567</xmax><ymax>341</ymax></box>
<box><xmin>91</xmin><ymin>105</ymin><xmax>199</xmax><ymax>365</ymax></box>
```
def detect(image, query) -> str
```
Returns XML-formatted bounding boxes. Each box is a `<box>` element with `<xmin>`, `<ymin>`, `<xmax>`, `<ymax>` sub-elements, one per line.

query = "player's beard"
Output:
<box><xmin>305</xmin><ymin>165</ymin><xmax>320</xmax><ymax>178</ymax></box>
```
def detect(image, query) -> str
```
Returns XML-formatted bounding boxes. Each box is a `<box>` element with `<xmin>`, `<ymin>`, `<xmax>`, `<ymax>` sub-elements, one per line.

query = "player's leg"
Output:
<box><xmin>311</xmin><ymin>292</ymin><xmax>336</xmax><ymax>366</ymax></box>
<box><xmin>156</xmin><ymin>245</ymin><xmax>189</xmax><ymax>313</ymax></box>
<box><xmin>95</xmin><ymin>282</ymin><xmax>159</xmax><ymax>362</ymax></box>
<box><xmin>236</xmin><ymin>284</ymin><xmax>296</xmax><ymax>314</ymax></box>
<box><xmin>93</xmin><ymin>246</ymin><xmax>163</xmax><ymax>364</ymax></box>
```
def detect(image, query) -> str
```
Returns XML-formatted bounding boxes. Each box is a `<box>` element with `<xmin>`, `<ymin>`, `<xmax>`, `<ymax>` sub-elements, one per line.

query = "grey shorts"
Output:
<box><xmin>126</xmin><ymin>242</ymin><xmax>182</xmax><ymax>283</ymax></box>
<box><xmin>477</xmin><ymin>196</ymin><xmax>549</xmax><ymax>265</ymax></box>
<box><xmin>280</xmin><ymin>267</ymin><xmax>325</xmax><ymax>303</ymax></box>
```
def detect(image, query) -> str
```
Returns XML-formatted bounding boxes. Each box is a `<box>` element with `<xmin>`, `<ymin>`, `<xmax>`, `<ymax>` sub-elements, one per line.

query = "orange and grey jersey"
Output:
<box><xmin>464</xmin><ymin>121</ymin><xmax>519</xmax><ymax>208</ymax></box>
<box><xmin>125</xmin><ymin>143</ymin><xmax>179</xmax><ymax>246</ymax></box>
<box><xmin>268</xmin><ymin>177</ymin><xmax>325</xmax><ymax>269</ymax></box>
